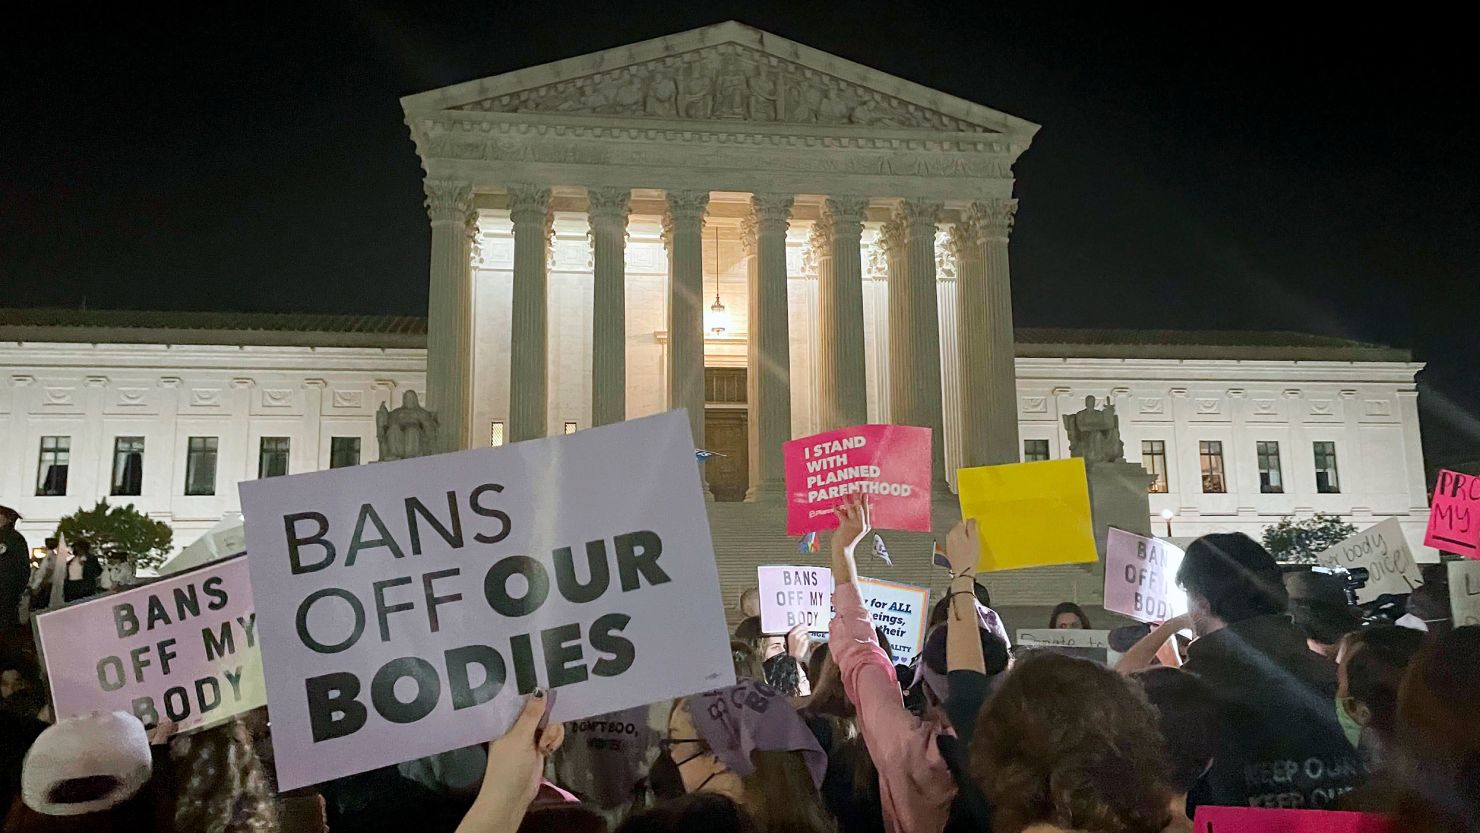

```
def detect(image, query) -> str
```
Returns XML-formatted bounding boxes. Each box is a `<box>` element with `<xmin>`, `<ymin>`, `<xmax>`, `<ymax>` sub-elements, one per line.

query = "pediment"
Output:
<box><xmin>404</xmin><ymin>22</ymin><xmax>1038</xmax><ymax>139</ymax></box>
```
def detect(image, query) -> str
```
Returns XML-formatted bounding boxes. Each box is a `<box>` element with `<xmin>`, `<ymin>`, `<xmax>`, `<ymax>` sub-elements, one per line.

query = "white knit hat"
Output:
<box><xmin>21</xmin><ymin>710</ymin><xmax>152</xmax><ymax>816</ymax></box>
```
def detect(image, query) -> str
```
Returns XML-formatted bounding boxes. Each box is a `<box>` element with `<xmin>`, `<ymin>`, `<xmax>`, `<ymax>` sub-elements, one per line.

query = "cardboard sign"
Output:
<box><xmin>757</xmin><ymin>565</ymin><xmax>833</xmax><ymax>634</ymax></box>
<box><xmin>1425</xmin><ymin>469</ymin><xmax>1480</xmax><ymax>558</ymax></box>
<box><xmin>956</xmin><ymin>458</ymin><xmax>1098</xmax><ymax>572</ymax></box>
<box><xmin>1314</xmin><ymin>518</ymin><xmax>1423</xmax><ymax>603</ymax></box>
<box><xmin>1449</xmin><ymin>560</ymin><xmax>1480</xmax><ymax>627</ymax></box>
<box><xmin>34</xmin><ymin>556</ymin><xmax>264</xmax><ymax>735</ymax></box>
<box><xmin>239</xmin><ymin>410</ymin><xmax>735</xmax><ymax>790</ymax></box>
<box><xmin>783</xmin><ymin>424</ymin><xmax>931</xmax><ymax>535</ymax></box>
<box><xmin>1104</xmin><ymin>528</ymin><xmax>1187</xmax><ymax>623</ymax></box>
<box><xmin>1016</xmin><ymin>628</ymin><xmax>1112</xmax><ymax>665</ymax></box>
<box><xmin>1191</xmin><ymin>806</ymin><xmax>1392</xmax><ymax>832</ymax></box>
<box><xmin>856</xmin><ymin>577</ymin><xmax>929</xmax><ymax>665</ymax></box>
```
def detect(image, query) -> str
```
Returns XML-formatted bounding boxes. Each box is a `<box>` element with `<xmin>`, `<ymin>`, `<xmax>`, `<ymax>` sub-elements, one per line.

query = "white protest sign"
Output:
<box><xmin>34</xmin><ymin>556</ymin><xmax>264</xmax><ymax>735</ymax></box>
<box><xmin>758</xmin><ymin>565</ymin><xmax>833</xmax><ymax>634</ymax></box>
<box><xmin>239</xmin><ymin>410</ymin><xmax>735</xmax><ymax>790</ymax></box>
<box><xmin>857</xmin><ymin>577</ymin><xmax>928</xmax><ymax>665</ymax></box>
<box><xmin>1103</xmin><ymin>528</ymin><xmax>1187</xmax><ymax>624</ymax></box>
<box><xmin>1313</xmin><ymin>518</ymin><xmax>1423</xmax><ymax>604</ymax></box>
<box><xmin>1449</xmin><ymin>561</ymin><xmax>1480</xmax><ymax>627</ymax></box>
<box><xmin>1016</xmin><ymin>628</ymin><xmax>1114</xmax><ymax>665</ymax></box>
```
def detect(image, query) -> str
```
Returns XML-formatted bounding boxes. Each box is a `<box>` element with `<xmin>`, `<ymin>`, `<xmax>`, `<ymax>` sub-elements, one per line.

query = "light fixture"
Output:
<box><xmin>707</xmin><ymin>225</ymin><xmax>728</xmax><ymax>336</ymax></box>
<box><xmin>1160</xmin><ymin>508</ymin><xmax>1174</xmax><ymax>538</ymax></box>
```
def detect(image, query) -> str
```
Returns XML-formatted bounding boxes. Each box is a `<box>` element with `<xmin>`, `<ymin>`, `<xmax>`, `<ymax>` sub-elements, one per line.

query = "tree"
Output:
<box><xmin>1261</xmin><ymin>513</ymin><xmax>1358</xmax><ymax>564</ymax></box>
<box><xmin>55</xmin><ymin>500</ymin><xmax>173</xmax><ymax>572</ymax></box>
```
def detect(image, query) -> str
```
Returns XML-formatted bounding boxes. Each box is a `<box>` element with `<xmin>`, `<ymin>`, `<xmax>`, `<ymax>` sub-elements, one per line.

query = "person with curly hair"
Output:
<box><xmin>971</xmin><ymin>652</ymin><xmax>1173</xmax><ymax>833</ymax></box>
<box><xmin>167</xmin><ymin>718</ymin><xmax>279</xmax><ymax>833</ymax></box>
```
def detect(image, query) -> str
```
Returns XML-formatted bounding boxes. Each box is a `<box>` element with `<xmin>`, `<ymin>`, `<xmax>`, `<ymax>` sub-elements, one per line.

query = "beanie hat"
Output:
<box><xmin>21</xmin><ymin>711</ymin><xmax>152</xmax><ymax>816</ymax></box>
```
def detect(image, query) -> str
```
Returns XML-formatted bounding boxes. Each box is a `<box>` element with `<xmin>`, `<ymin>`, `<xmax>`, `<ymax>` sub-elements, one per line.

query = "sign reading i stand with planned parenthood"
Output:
<box><xmin>34</xmin><ymin>556</ymin><xmax>264</xmax><ymax>736</ymax></box>
<box><xmin>239</xmin><ymin>410</ymin><xmax>735</xmax><ymax>791</ymax></box>
<box><xmin>783</xmin><ymin>425</ymin><xmax>931</xmax><ymax>535</ymax></box>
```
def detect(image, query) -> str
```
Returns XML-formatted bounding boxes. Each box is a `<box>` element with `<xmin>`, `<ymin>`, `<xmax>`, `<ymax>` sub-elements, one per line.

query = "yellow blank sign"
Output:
<box><xmin>956</xmin><ymin>458</ymin><xmax>1098</xmax><ymax>572</ymax></box>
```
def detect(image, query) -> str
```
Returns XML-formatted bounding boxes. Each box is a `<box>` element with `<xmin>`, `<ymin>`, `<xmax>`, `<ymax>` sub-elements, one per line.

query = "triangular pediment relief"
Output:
<box><xmin>453</xmin><ymin>42</ymin><xmax>997</xmax><ymax>133</ymax></box>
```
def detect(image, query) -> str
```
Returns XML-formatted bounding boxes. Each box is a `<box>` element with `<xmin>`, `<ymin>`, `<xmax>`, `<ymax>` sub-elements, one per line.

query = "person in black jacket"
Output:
<box><xmin>1177</xmin><ymin>533</ymin><xmax>1363</xmax><ymax>809</ymax></box>
<box><xmin>0</xmin><ymin>507</ymin><xmax>28</xmax><ymax>630</ymax></box>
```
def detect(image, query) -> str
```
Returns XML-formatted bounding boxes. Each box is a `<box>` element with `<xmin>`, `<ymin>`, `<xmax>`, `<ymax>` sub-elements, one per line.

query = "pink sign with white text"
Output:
<box><xmin>1191</xmin><ymin>806</ymin><xmax>1391</xmax><ymax>832</ymax></box>
<box><xmin>783</xmin><ymin>424</ymin><xmax>931</xmax><ymax>535</ymax></box>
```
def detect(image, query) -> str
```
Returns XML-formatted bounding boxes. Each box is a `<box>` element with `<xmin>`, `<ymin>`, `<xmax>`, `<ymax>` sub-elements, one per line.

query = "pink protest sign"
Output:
<box><xmin>783</xmin><ymin>424</ymin><xmax>931</xmax><ymax>535</ymax></box>
<box><xmin>34</xmin><ymin>555</ymin><xmax>264</xmax><ymax>736</ymax></box>
<box><xmin>1191</xmin><ymin>806</ymin><xmax>1391</xmax><ymax>832</ymax></box>
<box><xmin>1425</xmin><ymin>468</ymin><xmax>1480</xmax><ymax>558</ymax></box>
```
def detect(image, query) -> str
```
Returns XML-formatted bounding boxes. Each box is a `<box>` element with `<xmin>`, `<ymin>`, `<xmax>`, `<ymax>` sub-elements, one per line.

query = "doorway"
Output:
<box><xmin>704</xmin><ymin>367</ymin><xmax>749</xmax><ymax>502</ymax></box>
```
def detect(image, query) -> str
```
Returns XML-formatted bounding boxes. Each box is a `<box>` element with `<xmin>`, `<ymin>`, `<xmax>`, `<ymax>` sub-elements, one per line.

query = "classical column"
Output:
<box><xmin>745</xmin><ymin>193</ymin><xmax>794</xmax><ymax>500</ymax></box>
<box><xmin>887</xmin><ymin>201</ymin><xmax>949</xmax><ymax>487</ymax></box>
<box><xmin>588</xmin><ymin>187</ymin><xmax>631</xmax><ymax>427</ymax></box>
<box><xmin>815</xmin><ymin>197</ymin><xmax>870</xmax><ymax>431</ymax></box>
<box><xmin>977</xmin><ymin>200</ymin><xmax>1020</xmax><ymax>465</ymax></box>
<box><xmin>423</xmin><ymin>179</ymin><xmax>475</xmax><ymax>450</ymax></box>
<box><xmin>662</xmin><ymin>190</ymin><xmax>710</xmax><ymax>446</ymax></box>
<box><xmin>507</xmin><ymin>184</ymin><xmax>552</xmax><ymax>443</ymax></box>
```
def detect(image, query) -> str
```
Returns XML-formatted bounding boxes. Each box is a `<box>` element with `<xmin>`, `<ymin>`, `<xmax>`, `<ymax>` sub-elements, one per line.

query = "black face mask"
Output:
<box><xmin>668</xmin><ymin>741</ymin><xmax>723</xmax><ymax>794</ymax></box>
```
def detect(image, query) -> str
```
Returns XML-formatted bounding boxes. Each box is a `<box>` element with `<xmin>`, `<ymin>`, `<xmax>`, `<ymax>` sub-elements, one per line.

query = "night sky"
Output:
<box><xmin>4</xmin><ymin>4</ymin><xmax>1476</xmax><ymax>471</ymax></box>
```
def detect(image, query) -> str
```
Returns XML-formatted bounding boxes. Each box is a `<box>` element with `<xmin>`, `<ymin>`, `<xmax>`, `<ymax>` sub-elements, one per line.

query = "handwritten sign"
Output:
<box><xmin>957</xmin><ymin>459</ymin><xmax>1098</xmax><ymax>572</ymax></box>
<box><xmin>239</xmin><ymin>410</ymin><xmax>735</xmax><ymax>790</ymax></box>
<box><xmin>856</xmin><ymin>577</ymin><xmax>928</xmax><ymax>665</ymax></box>
<box><xmin>757</xmin><ymin>565</ymin><xmax>834</xmax><ymax>634</ymax></box>
<box><xmin>1104</xmin><ymin>528</ymin><xmax>1187</xmax><ymax>623</ymax></box>
<box><xmin>1313</xmin><ymin>518</ymin><xmax>1423</xmax><ymax>603</ymax></box>
<box><xmin>1192</xmin><ymin>806</ymin><xmax>1392</xmax><ymax>832</ymax></box>
<box><xmin>1425</xmin><ymin>469</ymin><xmax>1480</xmax><ymax>558</ymax></box>
<box><xmin>34</xmin><ymin>556</ymin><xmax>264</xmax><ymax>736</ymax></box>
<box><xmin>783</xmin><ymin>425</ymin><xmax>931</xmax><ymax>535</ymax></box>
<box><xmin>1016</xmin><ymin>628</ymin><xmax>1113</xmax><ymax>664</ymax></box>
<box><xmin>1449</xmin><ymin>561</ymin><xmax>1480</xmax><ymax>627</ymax></box>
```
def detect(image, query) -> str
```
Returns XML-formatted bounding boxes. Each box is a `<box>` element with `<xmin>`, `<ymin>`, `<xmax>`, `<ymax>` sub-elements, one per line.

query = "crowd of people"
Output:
<box><xmin>2</xmin><ymin>495</ymin><xmax>1479</xmax><ymax>833</ymax></box>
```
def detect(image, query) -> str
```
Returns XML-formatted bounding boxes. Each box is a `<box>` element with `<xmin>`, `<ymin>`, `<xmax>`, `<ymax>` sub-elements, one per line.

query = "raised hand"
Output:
<box><xmin>786</xmin><ymin>624</ymin><xmax>811</xmax><ymax>660</ymax></box>
<box><xmin>456</xmin><ymin>691</ymin><xmax>567</xmax><ymax>833</ymax></box>
<box><xmin>833</xmin><ymin>494</ymin><xmax>872</xmax><ymax>554</ymax></box>
<box><xmin>945</xmin><ymin>518</ymin><xmax>980</xmax><ymax>578</ymax></box>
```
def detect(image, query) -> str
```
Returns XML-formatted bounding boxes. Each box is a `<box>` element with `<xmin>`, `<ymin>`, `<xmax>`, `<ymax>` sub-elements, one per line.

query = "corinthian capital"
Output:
<box><xmin>878</xmin><ymin>216</ymin><xmax>907</xmax><ymax>255</ymax></box>
<box><xmin>586</xmin><ymin>187</ymin><xmax>632</xmax><ymax>229</ymax></box>
<box><xmin>423</xmin><ymin>179</ymin><xmax>473</xmax><ymax>225</ymax></box>
<box><xmin>749</xmin><ymin>193</ymin><xmax>794</xmax><ymax>235</ymax></box>
<box><xmin>506</xmin><ymin>184</ymin><xmax>552</xmax><ymax>227</ymax></box>
<box><xmin>661</xmin><ymin>190</ymin><xmax>710</xmax><ymax>247</ymax></box>
<box><xmin>821</xmin><ymin>197</ymin><xmax>869</xmax><ymax>240</ymax></box>
<box><xmin>972</xmin><ymin>199</ymin><xmax>1018</xmax><ymax>241</ymax></box>
<box><xmin>897</xmin><ymin>200</ymin><xmax>943</xmax><ymax>239</ymax></box>
<box><xmin>946</xmin><ymin>215</ymin><xmax>982</xmax><ymax>261</ymax></box>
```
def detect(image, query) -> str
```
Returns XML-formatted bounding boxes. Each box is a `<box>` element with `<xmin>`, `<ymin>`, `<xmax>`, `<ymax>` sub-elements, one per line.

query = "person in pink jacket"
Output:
<box><xmin>828</xmin><ymin>496</ymin><xmax>955</xmax><ymax>833</ymax></box>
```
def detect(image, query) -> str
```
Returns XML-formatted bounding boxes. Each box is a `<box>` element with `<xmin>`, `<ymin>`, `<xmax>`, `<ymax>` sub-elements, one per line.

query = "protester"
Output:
<box><xmin>59</xmin><ymin>541</ymin><xmax>102</xmax><ymax>604</ymax></box>
<box><xmin>616</xmin><ymin>792</ymin><xmax>758</xmax><ymax>833</ymax></box>
<box><xmin>0</xmin><ymin>662</ymin><xmax>45</xmax><ymax>723</ymax></box>
<box><xmin>972</xmin><ymin>651</ymin><xmax>1172</xmax><ymax>833</ymax></box>
<box><xmin>1285</xmin><ymin>570</ymin><xmax>1364</xmax><ymax>659</ymax></box>
<box><xmin>454</xmin><ymin>691</ymin><xmax>567</xmax><ymax>833</ymax></box>
<box><xmin>1385</xmin><ymin>626</ymin><xmax>1480</xmax><ymax>833</ymax></box>
<box><xmin>1176</xmin><ymin>532</ymin><xmax>1362</xmax><ymax>808</ymax></box>
<box><xmin>0</xmin><ymin>507</ymin><xmax>27</xmax><ymax>630</ymax></box>
<box><xmin>166</xmin><ymin>718</ymin><xmax>280</xmax><ymax>833</ymax></box>
<box><xmin>6</xmin><ymin>710</ymin><xmax>170</xmax><ymax>831</ymax></box>
<box><xmin>801</xmin><ymin>645</ymin><xmax>886</xmax><ymax>833</ymax></box>
<box><xmin>1330</xmin><ymin>626</ymin><xmax>1426</xmax><ymax>813</ymax></box>
<box><xmin>23</xmin><ymin>540</ymin><xmax>59</xmax><ymax>614</ymax></box>
<box><xmin>1401</xmin><ymin>564</ymin><xmax>1453</xmax><ymax>635</ymax></box>
<box><xmin>1133</xmin><ymin>667</ymin><xmax>1224</xmax><ymax>833</ymax></box>
<box><xmin>1048</xmin><ymin>601</ymin><xmax>1091</xmax><ymax>630</ymax></box>
<box><xmin>738</xmin><ymin>588</ymin><xmax>761</xmax><ymax>621</ymax></box>
<box><xmin>663</xmin><ymin>679</ymin><xmax>833</xmax><ymax>833</ymax></box>
<box><xmin>734</xmin><ymin>619</ymin><xmax>811</xmax><ymax>696</ymax></box>
<box><xmin>1113</xmin><ymin>615</ymin><xmax>1191</xmax><ymax>674</ymax></box>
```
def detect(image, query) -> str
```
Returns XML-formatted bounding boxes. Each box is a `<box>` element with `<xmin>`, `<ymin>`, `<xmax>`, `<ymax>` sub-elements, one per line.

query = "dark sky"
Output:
<box><xmin>4</xmin><ymin>4</ymin><xmax>1477</xmax><ymax>470</ymax></box>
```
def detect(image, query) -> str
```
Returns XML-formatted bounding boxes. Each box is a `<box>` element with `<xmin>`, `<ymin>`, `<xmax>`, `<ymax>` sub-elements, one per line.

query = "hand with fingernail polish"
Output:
<box><xmin>455</xmin><ymin>690</ymin><xmax>566</xmax><ymax>833</ymax></box>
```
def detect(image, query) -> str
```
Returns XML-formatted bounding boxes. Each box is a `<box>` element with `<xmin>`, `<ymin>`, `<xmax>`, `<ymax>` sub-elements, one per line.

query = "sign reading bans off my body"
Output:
<box><xmin>239</xmin><ymin>410</ymin><xmax>734</xmax><ymax>791</ymax></box>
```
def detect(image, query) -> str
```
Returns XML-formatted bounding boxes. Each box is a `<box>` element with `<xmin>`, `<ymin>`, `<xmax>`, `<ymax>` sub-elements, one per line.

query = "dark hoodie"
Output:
<box><xmin>1183</xmin><ymin>614</ymin><xmax>1364</xmax><ymax>810</ymax></box>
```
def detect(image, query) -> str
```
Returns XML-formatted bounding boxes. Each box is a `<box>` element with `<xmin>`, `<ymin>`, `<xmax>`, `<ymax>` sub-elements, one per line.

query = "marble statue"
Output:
<box><xmin>376</xmin><ymin>390</ymin><xmax>440</xmax><ymax>461</ymax></box>
<box><xmin>1063</xmin><ymin>394</ymin><xmax>1125</xmax><ymax>464</ymax></box>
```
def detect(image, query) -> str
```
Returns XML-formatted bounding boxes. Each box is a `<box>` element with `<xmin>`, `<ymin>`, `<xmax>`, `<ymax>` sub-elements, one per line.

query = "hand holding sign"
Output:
<box><xmin>459</xmin><ymin>691</ymin><xmax>567</xmax><ymax>833</ymax></box>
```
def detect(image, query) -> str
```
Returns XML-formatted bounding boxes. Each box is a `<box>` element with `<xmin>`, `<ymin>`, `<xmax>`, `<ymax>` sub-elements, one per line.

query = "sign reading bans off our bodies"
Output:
<box><xmin>35</xmin><ymin>555</ymin><xmax>264</xmax><ymax>735</ymax></box>
<box><xmin>239</xmin><ymin>411</ymin><xmax>735</xmax><ymax>790</ymax></box>
<box><xmin>783</xmin><ymin>424</ymin><xmax>931</xmax><ymax>535</ymax></box>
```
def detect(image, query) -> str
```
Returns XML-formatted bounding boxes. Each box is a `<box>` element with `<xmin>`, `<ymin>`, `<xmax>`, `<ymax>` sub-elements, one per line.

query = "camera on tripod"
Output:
<box><xmin>1312</xmin><ymin>565</ymin><xmax>1371</xmax><ymax>607</ymax></box>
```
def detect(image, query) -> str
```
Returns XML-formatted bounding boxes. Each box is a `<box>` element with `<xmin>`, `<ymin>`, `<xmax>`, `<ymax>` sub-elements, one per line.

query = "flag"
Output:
<box><xmin>932</xmin><ymin>540</ymin><xmax>951</xmax><ymax>570</ymax></box>
<box><xmin>799</xmin><ymin>531</ymin><xmax>819</xmax><ymax>554</ymax></box>
<box><xmin>872</xmin><ymin>534</ymin><xmax>892</xmax><ymax>566</ymax></box>
<box><xmin>695</xmin><ymin>449</ymin><xmax>725</xmax><ymax>462</ymax></box>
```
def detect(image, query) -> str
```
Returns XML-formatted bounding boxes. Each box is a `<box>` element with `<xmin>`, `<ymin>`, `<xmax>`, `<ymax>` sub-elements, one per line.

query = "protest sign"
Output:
<box><xmin>34</xmin><ymin>555</ymin><xmax>264</xmax><ymax>735</ymax></box>
<box><xmin>856</xmin><ymin>577</ymin><xmax>928</xmax><ymax>665</ymax></box>
<box><xmin>1191</xmin><ymin>806</ymin><xmax>1392</xmax><ymax>832</ymax></box>
<box><xmin>1449</xmin><ymin>560</ymin><xmax>1480</xmax><ymax>627</ymax></box>
<box><xmin>1425</xmin><ymin>469</ymin><xmax>1480</xmax><ymax>558</ymax></box>
<box><xmin>239</xmin><ymin>410</ymin><xmax>735</xmax><ymax>790</ymax></box>
<box><xmin>1103</xmin><ymin>528</ymin><xmax>1187</xmax><ymax>623</ymax></box>
<box><xmin>554</xmin><ymin>704</ymin><xmax>660</xmax><ymax>809</ymax></box>
<box><xmin>783</xmin><ymin>424</ymin><xmax>931</xmax><ymax>535</ymax></box>
<box><xmin>956</xmin><ymin>458</ymin><xmax>1098</xmax><ymax>572</ymax></box>
<box><xmin>758</xmin><ymin>565</ymin><xmax>833</xmax><ymax>634</ymax></box>
<box><xmin>1313</xmin><ymin>518</ymin><xmax>1423</xmax><ymax>603</ymax></box>
<box><xmin>1016</xmin><ymin>628</ymin><xmax>1112</xmax><ymax>664</ymax></box>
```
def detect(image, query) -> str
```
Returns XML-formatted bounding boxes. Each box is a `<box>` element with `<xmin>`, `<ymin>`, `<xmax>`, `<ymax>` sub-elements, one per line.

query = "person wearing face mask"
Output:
<box><xmin>1175</xmin><ymin>533</ymin><xmax>1363</xmax><ymax>810</ymax></box>
<box><xmin>1330</xmin><ymin>626</ymin><xmax>1425</xmax><ymax>813</ymax></box>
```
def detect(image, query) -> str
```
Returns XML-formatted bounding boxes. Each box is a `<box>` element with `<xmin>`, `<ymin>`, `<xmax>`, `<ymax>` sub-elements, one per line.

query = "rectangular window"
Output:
<box><xmin>258</xmin><ymin>437</ymin><xmax>290</xmax><ymax>478</ymax></box>
<box><xmin>185</xmin><ymin>436</ymin><xmax>218</xmax><ymax>496</ymax></box>
<box><xmin>330</xmin><ymin>437</ymin><xmax>361</xmax><ymax>469</ymax></box>
<box><xmin>1256</xmin><ymin>441</ymin><xmax>1284</xmax><ymax>494</ymax></box>
<box><xmin>1023</xmin><ymin>439</ymin><xmax>1050</xmax><ymax>462</ymax></box>
<box><xmin>1142</xmin><ymin>440</ymin><xmax>1169</xmax><ymax>493</ymax></box>
<box><xmin>1199</xmin><ymin>440</ymin><xmax>1226</xmax><ymax>493</ymax></box>
<box><xmin>563</xmin><ymin>421</ymin><xmax>578</xmax><ymax>435</ymax></box>
<box><xmin>36</xmin><ymin>436</ymin><xmax>71</xmax><ymax>496</ymax></box>
<box><xmin>111</xmin><ymin>437</ymin><xmax>145</xmax><ymax>496</ymax></box>
<box><xmin>1314</xmin><ymin>442</ymin><xmax>1341</xmax><ymax>494</ymax></box>
<box><xmin>490</xmin><ymin>421</ymin><xmax>505</xmax><ymax>447</ymax></box>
